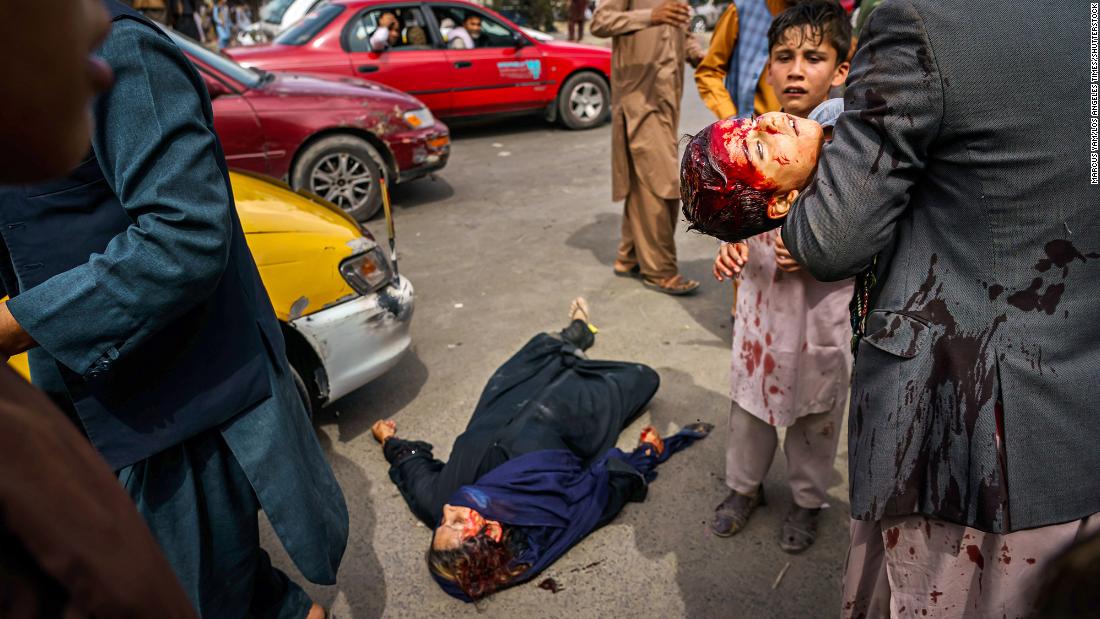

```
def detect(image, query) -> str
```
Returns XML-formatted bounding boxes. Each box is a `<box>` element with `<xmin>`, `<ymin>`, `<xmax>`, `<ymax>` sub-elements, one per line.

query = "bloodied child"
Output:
<box><xmin>687</xmin><ymin>0</ymin><xmax>1100</xmax><ymax>615</ymax></box>
<box><xmin>684</xmin><ymin>1</ymin><xmax>853</xmax><ymax>553</ymax></box>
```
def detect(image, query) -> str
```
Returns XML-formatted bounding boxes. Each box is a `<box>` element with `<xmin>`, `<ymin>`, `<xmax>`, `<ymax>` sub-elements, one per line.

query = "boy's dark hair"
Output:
<box><xmin>767</xmin><ymin>0</ymin><xmax>852</xmax><ymax>63</ymax></box>
<box><xmin>680</xmin><ymin>126</ymin><xmax>782</xmax><ymax>244</ymax></box>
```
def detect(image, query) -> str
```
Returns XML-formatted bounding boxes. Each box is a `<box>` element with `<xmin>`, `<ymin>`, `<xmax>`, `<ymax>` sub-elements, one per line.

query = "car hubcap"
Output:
<box><xmin>310</xmin><ymin>153</ymin><xmax>373</xmax><ymax>213</ymax></box>
<box><xmin>692</xmin><ymin>20</ymin><xmax>705</xmax><ymax>33</ymax></box>
<box><xmin>569</xmin><ymin>82</ymin><xmax>603</xmax><ymax>122</ymax></box>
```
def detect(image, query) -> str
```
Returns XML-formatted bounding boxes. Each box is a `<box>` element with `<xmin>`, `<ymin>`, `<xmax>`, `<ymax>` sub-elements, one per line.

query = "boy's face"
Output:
<box><xmin>766</xmin><ymin>25</ymin><xmax>849</xmax><ymax>118</ymax></box>
<box><xmin>709</xmin><ymin>112</ymin><xmax>823</xmax><ymax>215</ymax></box>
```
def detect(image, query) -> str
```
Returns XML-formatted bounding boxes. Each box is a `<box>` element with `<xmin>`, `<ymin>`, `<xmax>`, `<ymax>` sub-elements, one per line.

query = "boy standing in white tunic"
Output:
<box><xmin>708</xmin><ymin>0</ymin><xmax>852</xmax><ymax>553</ymax></box>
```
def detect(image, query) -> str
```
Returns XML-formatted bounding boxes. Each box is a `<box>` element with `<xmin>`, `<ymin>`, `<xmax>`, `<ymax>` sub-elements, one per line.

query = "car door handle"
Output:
<box><xmin>357</xmin><ymin>65</ymin><xmax>379</xmax><ymax>73</ymax></box>
<box><xmin>454</xmin><ymin>61</ymin><xmax>472</xmax><ymax>69</ymax></box>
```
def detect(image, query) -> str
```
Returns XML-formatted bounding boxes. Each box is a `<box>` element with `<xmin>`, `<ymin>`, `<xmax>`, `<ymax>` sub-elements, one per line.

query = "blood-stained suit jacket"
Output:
<box><xmin>782</xmin><ymin>0</ymin><xmax>1100</xmax><ymax>533</ymax></box>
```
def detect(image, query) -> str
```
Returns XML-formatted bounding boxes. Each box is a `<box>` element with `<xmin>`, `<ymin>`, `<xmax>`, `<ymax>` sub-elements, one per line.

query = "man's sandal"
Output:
<box><xmin>778</xmin><ymin>505</ymin><xmax>822</xmax><ymax>554</ymax></box>
<box><xmin>711</xmin><ymin>486</ymin><xmax>765</xmax><ymax>537</ymax></box>
<box><xmin>643</xmin><ymin>274</ymin><xmax>700</xmax><ymax>296</ymax></box>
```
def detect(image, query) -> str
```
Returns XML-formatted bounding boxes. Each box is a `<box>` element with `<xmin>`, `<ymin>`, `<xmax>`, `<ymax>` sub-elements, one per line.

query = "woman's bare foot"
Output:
<box><xmin>639</xmin><ymin>425</ymin><xmax>665</xmax><ymax>456</ymax></box>
<box><xmin>569</xmin><ymin>296</ymin><xmax>590</xmax><ymax>324</ymax></box>
<box><xmin>305</xmin><ymin>602</ymin><xmax>326</xmax><ymax>619</ymax></box>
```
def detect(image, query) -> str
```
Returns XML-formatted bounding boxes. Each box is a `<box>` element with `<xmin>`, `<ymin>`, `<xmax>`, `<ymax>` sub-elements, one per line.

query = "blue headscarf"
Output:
<box><xmin>431</xmin><ymin>425</ymin><xmax>711</xmax><ymax>601</ymax></box>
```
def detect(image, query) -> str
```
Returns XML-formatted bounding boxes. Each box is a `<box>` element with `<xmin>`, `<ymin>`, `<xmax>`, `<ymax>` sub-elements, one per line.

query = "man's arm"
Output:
<box><xmin>781</xmin><ymin>0</ymin><xmax>943</xmax><ymax>281</ymax></box>
<box><xmin>590</xmin><ymin>0</ymin><xmax>653</xmax><ymax>37</ymax></box>
<box><xmin>5</xmin><ymin>21</ymin><xmax>234</xmax><ymax>375</ymax></box>
<box><xmin>693</xmin><ymin>6</ymin><xmax>739</xmax><ymax>120</ymax></box>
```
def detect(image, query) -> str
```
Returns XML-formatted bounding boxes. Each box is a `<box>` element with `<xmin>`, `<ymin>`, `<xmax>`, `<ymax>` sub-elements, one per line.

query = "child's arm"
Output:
<box><xmin>780</xmin><ymin>0</ymin><xmax>944</xmax><ymax>281</ymax></box>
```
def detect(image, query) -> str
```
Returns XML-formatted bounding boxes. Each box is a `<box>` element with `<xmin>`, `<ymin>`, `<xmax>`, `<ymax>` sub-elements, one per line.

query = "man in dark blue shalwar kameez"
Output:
<box><xmin>0</xmin><ymin>3</ymin><xmax>348</xmax><ymax>617</ymax></box>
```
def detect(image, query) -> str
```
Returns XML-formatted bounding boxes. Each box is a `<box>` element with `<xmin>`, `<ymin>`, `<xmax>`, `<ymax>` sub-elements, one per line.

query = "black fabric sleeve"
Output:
<box><xmin>595</xmin><ymin>458</ymin><xmax>648</xmax><ymax>529</ymax></box>
<box><xmin>384</xmin><ymin>438</ymin><xmax>446</xmax><ymax>526</ymax></box>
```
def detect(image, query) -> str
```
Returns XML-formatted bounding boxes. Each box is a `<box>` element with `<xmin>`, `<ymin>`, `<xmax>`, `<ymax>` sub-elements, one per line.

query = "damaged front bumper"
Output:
<box><xmin>289</xmin><ymin>275</ymin><xmax>414</xmax><ymax>404</ymax></box>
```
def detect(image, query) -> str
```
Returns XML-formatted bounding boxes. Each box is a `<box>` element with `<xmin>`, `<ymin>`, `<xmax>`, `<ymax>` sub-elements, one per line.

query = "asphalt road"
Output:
<box><xmin>260</xmin><ymin>80</ymin><xmax>851</xmax><ymax>618</ymax></box>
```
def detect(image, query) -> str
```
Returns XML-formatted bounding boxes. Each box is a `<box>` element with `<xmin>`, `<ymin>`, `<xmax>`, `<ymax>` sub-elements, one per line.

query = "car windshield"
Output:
<box><xmin>169</xmin><ymin>31</ymin><xmax>264</xmax><ymax>89</ymax></box>
<box><xmin>275</xmin><ymin>3</ymin><xmax>344</xmax><ymax>45</ymax></box>
<box><xmin>260</xmin><ymin>0</ymin><xmax>296</xmax><ymax>24</ymax></box>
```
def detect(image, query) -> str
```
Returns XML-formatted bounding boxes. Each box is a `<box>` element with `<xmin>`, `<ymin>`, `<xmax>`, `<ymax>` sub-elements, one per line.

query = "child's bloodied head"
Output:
<box><xmin>680</xmin><ymin>112</ymin><xmax>823</xmax><ymax>243</ymax></box>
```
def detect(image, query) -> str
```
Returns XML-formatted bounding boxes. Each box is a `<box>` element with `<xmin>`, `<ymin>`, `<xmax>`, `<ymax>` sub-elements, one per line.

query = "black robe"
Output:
<box><xmin>384</xmin><ymin>332</ymin><xmax>660</xmax><ymax>526</ymax></box>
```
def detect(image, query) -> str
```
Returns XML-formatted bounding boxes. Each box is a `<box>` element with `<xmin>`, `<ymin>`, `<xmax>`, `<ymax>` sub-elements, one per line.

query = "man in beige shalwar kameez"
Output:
<box><xmin>591</xmin><ymin>0</ymin><xmax>703</xmax><ymax>295</ymax></box>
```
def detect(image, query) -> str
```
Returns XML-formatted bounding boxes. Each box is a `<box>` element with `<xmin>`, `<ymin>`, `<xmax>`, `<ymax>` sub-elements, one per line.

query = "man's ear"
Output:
<box><xmin>831</xmin><ymin>61</ymin><xmax>850</xmax><ymax>88</ymax></box>
<box><xmin>767</xmin><ymin>190</ymin><xmax>799</xmax><ymax>219</ymax></box>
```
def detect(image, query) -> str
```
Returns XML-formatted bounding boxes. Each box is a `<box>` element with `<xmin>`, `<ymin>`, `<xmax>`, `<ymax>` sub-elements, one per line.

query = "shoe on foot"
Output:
<box><xmin>643</xmin><ymin>274</ymin><xmax>700</xmax><ymax>296</ymax></box>
<box><xmin>711</xmin><ymin>486</ymin><xmax>765</xmax><ymax>537</ymax></box>
<box><xmin>778</xmin><ymin>505</ymin><xmax>822</xmax><ymax>554</ymax></box>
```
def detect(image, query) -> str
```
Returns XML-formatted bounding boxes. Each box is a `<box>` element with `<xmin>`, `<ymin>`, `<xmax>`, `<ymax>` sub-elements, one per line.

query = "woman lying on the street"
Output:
<box><xmin>370</xmin><ymin>298</ymin><xmax>712</xmax><ymax>601</ymax></box>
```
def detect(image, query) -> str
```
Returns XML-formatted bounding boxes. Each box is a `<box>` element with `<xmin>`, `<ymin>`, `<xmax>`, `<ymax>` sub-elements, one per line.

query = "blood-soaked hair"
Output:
<box><xmin>680</xmin><ymin>124</ymin><xmax>782</xmax><ymax>243</ymax></box>
<box><xmin>768</xmin><ymin>0</ymin><xmax>852</xmax><ymax>63</ymax></box>
<box><xmin>428</xmin><ymin>528</ymin><xmax>530</xmax><ymax>601</ymax></box>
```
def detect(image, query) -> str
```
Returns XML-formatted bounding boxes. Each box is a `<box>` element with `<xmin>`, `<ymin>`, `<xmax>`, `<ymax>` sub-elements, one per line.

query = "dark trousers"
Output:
<box><xmin>118</xmin><ymin>427</ymin><xmax>311</xmax><ymax>619</ymax></box>
<box><xmin>568</xmin><ymin>19</ymin><xmax>585</xmax><ymax>41</ymax></box>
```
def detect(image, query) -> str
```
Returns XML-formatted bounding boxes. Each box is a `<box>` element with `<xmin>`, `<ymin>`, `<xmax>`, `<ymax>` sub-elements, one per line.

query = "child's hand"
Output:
<box><xmin>774</xmin><ymin>230</ymin><xmax>802</xmax><ymax>273</ymax></box>
<box><xmin>713</xmin><ymin>242</ymin><xmax>749</xmax><ymax>281</ymax></box>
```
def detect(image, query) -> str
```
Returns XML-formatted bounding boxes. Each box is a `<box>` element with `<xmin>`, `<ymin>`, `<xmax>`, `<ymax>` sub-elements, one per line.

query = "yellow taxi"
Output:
<box><xmin>8</xmin><ymin>170</ymin><xmax>414</xmax><ymax>414</ymax></box>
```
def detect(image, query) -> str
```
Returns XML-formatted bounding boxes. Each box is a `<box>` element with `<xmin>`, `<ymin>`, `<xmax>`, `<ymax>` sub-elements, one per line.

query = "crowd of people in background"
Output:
<box><xmin>132</xmin><ymin>0</ymin><xmax>254</xmax><ymax>48</ymax></box>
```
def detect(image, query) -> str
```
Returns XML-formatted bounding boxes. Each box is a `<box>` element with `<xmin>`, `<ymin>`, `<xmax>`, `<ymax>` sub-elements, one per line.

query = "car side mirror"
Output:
<box><xmin>512</xmin><ymin>30</ymin><xmax>528</xmax><ymax>47</ymax></box>
<box><xmin>204</xmin><ymin>76</ymin><xmax>233</xmax><ymax>99</ymax></box>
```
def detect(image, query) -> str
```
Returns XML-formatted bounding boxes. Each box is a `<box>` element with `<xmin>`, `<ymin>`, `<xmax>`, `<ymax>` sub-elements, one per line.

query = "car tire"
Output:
<box><xmin>690</xmin><ymin>16</ymin><xmax>707</xmax><ymax>33</ymax></box>
<box><xmin>290</xmin><ymin>365</ymin><xmax>316</xmax><ymax>418</ymax></box>
<box><xmin>292</xmin><ymin>135</ymin><xmax>384</xmax><ymax>222</ymax></box>
<box><xmin>557</xmin><ymin>72</ymin><xmax>611</xmax><ymax>131</ymax></box>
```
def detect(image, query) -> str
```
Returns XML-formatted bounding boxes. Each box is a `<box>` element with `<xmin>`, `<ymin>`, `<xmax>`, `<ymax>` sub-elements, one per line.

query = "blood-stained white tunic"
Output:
<box><xmin>730</xmin><ymin>230</ymin><xmax>854</xmax><ymax>426</ymax></box>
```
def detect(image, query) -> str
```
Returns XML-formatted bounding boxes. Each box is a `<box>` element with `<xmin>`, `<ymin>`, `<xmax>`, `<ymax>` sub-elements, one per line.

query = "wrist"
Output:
<box><xmin>0</xmin><ymin>302</ymin><xmax>34</xmax><ymax>357</ymax></box>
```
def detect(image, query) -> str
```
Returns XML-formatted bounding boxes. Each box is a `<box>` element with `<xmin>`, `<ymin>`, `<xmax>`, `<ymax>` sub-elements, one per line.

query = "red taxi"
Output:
<box><xmin>226</xmin><ymin>0</ymin><xmax>613</xmax><ymax>130</ymax></box>
<box><xmin>174</xmin><ymin>30</ymin><xmax>450</xmax><ymax>221</ymax></box>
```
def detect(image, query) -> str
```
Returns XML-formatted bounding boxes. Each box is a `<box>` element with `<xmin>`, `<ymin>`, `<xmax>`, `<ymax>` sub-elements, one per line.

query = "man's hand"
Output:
<box><xmin>651</xmin><ymin>1</ymin><xmax>690</xmax><ymax>28</ymax></box>
<box><xmin>378</xmin><ymin>13</ymin><xmax>397</xmax><ymax>29</ymax></box>
<box><xmin>371</xmin><ymin>419</ymin><xmax>396</xmax><ymax>445</ymax></box>
<box><xmin>713</xmin><ymin>242</ymin><xmax>749</xmax><ymax>281</ymax></box>
<box><xmin>774</xmin><ymin>230</ymin><xmax>802</xmax><ymax>273</ymax></box>
<box><xmin>0</xmin><ymin>302</ymin><xmax>34</xmax><ymax>360</ymax></box>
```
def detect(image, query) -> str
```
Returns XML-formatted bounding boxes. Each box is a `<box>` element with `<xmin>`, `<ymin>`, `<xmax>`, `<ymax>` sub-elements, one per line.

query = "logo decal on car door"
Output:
<box><xmin>497</xmin><ymin>59</ymin><xmax>542</xmax><ymax>81</ymax></box>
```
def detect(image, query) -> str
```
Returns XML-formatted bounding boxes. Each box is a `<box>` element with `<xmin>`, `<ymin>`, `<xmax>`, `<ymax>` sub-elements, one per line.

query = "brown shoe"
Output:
<box><xmin>779</xmin><ymin>505</ymin><xmax>821</xmax><ymax>554</ymax></box>
<box><xmin>711</xmin><ymin>486</ymin><xmax>765</xmax><ymax>537</ymax></box>
<box><xmin>643</xmin><ymin>274</ymin><xmax>700</xmax><ymax>296</ymax></box>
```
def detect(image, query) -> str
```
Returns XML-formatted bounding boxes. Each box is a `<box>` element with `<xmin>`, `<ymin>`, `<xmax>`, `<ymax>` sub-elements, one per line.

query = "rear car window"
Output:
<box><xmin>275</xmin><ymin>3</ymin><xmax>344</xmax><ymax>45</ymax></box>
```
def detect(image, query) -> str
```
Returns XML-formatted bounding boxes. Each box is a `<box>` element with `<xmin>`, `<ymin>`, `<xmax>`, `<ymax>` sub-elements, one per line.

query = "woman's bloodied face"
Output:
<box><xmin>433</xmin><ymin>504</ymin><xmax>503</xmax><ymax>551</ymax></box>
<box><xmin>709</xmin><ymin>112</ymin><xmax>824</xmax><ymax>215</ymax></box>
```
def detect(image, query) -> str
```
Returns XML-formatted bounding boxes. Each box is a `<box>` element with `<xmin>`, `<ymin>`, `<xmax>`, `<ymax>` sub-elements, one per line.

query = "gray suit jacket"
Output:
<box><xmin>783</xmin><ymin>0</ymin><xmax>1100</xmax><ymax>532</ymax></box>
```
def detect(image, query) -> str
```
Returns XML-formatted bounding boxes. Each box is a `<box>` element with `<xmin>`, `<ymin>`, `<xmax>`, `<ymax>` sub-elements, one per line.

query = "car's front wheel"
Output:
<box><xmin>558</xmin><ymin>72</ymin><xmax>611</xmax><ymax>130</ymax></box>
<box><xmin>292</xmin><ymin>135</ymin><xmax>384</xmax><ymax>221</ymax></box>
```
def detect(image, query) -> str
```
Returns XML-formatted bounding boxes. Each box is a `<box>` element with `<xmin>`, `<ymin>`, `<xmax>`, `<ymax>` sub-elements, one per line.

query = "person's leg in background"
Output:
<box><xmin>622</xmin><ymin>169</ymin><xmax>678</xmax><ymax>282</ymax></box>
<box><xmin>712</xmin><ymin>401</ymin><xmax>775</xmax><ymax>536</ymax></box>
<box><xmin>779</xmin><ymin>397</ymin><xmax>846</xmax><ymax>553</ymax></box>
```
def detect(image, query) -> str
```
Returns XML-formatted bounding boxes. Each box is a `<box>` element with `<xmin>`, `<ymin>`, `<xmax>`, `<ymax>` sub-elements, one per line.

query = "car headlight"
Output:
<box><xmin>403</xmin><ymin>107</ymin><xmax>435</xmax><ymax>129</ymax></box>
<box><xmin>339</xmin><ymin>245</ymin><xmax>393</xmax><ymax>295</ymax></box>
